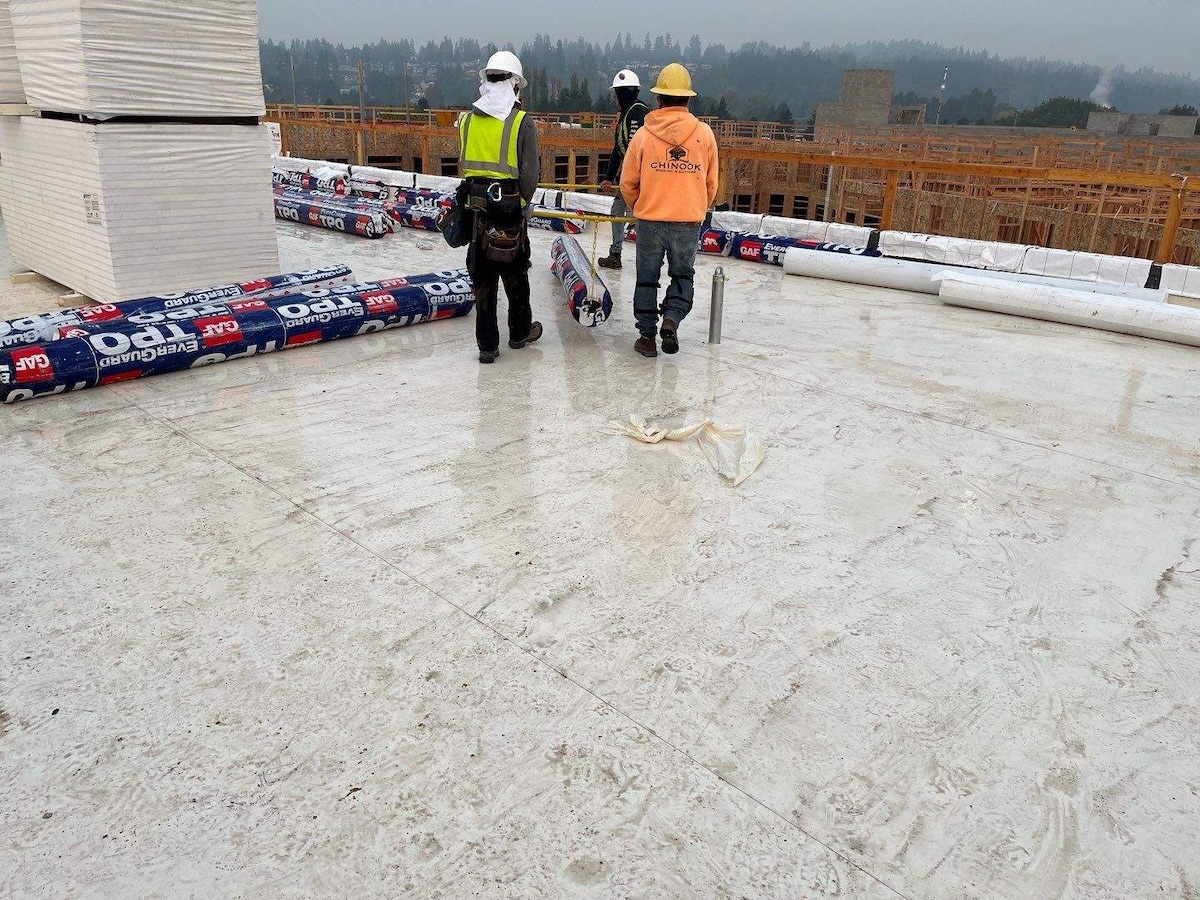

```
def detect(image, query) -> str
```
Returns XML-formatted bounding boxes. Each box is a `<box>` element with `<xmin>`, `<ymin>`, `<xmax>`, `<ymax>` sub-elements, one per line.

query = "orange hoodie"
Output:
<box><xmin>621</xmin><ymin>106</ymin><xmax>719</xmax><ymax>224</ymax></box>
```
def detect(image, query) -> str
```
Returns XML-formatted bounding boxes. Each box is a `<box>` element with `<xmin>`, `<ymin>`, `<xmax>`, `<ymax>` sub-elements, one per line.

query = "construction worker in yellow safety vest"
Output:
<box><xmin>457</xmin><ymin>51</ymin><xmax>543</xmax><ymax>365</ymax></box>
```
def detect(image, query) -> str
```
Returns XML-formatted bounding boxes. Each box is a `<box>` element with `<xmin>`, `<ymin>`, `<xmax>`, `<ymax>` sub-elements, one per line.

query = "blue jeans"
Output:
<box><xmin>633</xmin><ymin>220</ymin><xmax>701</xmax><ymax>337</ymax></box>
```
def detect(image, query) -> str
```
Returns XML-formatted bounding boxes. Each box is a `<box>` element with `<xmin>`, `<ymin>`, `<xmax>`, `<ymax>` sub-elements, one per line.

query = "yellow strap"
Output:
<box><xmin>531</xmin><ymin>210</ymin><xmax>636</xmax><ymax>224</ymax></box>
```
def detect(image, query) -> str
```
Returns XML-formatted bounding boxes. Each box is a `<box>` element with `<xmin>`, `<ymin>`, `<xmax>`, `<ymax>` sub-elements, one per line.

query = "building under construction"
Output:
<box><xmin>270</xmin><ymin>69</ymin><xmax>1200</xmax><ymax>265</ymax></box>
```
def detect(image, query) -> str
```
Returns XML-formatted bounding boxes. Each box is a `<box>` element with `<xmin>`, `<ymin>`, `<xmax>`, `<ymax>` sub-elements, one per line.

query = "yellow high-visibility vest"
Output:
<box><xmin>459</xmin><ymin>109</ymin><xmax>525</xmax><ymax>180</ymax></box>
<box><xmin>616</xmin><ymin>102</ymin><xmax>648</xmax><ymax>159</ymax></box>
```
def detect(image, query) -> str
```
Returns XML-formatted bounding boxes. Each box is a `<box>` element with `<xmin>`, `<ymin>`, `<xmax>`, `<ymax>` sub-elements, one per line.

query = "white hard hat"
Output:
<box><xmin>611</xmin><ymin>69</ymin><xmax>641</xmax><ymax>90</ymax></box>
<box><xmin>481</xmin><ymin>51</ymin><xmax>528</xmax><ymax>89</ymax></box>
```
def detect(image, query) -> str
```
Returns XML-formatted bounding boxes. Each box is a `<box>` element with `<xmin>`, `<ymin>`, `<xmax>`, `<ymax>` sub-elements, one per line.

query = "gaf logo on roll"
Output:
<box><xmin>362</xmin><ymin>291</ymin><xmax>399</xmax><ymax>315</ymax></box>
<box><xmin>738</xmin><ymin>240</ymin><xmax>763</xmax><ymax>261</ymax></box>
<box><xmin>78</xmin><ymin>304</ymin><xmax>123</xmax><ymax>323</ymax></box>
<box><xmin>11</xmin><ymin>347</ymin><xmax>55</xmax><ymax>382</ymax></box>
<box><xmin>195</xmin><ymin>315</ymin><xmax>244</xmax><ymax>348</ymax></box>
<box><xmin>228</xmin><ymin>298</ymin><xmax>269</xmax><ymax>313</ymax></box>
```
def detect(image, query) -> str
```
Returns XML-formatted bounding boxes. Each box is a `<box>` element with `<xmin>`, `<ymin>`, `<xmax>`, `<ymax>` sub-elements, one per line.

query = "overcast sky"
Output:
<box><xmin>258</xmin><ymin>0</ymin><xmax>1198</xmax><ymax>75</ymax></box>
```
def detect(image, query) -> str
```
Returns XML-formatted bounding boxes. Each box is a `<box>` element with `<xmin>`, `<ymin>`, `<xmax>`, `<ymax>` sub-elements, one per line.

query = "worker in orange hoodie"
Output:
<box><xmin>620</xmin><ymin>63</ymin><xmax>719</xmax><ymax>357</ymax></box>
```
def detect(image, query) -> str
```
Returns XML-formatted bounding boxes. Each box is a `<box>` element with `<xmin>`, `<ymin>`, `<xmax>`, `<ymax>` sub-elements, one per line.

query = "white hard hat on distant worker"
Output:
<box><xmin>650</xmin><ymin>63</ymin><xmax>696</xmax><ymax>97</ymax></box>
<box><xmin>480</xmin><ymin>50</ymin><xmax>528</xmax><ymax>89</ymax></box>
<box><xmin>611</xmin><ymin>69</ymin><xmax>641</xmax><ymax>90</ymax></box>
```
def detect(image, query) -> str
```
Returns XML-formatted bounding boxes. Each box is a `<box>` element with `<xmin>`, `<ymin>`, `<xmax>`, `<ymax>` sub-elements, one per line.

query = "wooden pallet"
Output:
<box><xmin>8</xmin><ymin>271</ymin><xmax>94</xmax><ymax>307</ymax></box>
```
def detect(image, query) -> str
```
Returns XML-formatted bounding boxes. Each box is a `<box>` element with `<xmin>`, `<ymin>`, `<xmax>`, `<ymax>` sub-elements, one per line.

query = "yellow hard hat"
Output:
<box><xmin>650</xmin><ymin>63</ymin><xmax>696</xmax><ymax>97</ymax></box>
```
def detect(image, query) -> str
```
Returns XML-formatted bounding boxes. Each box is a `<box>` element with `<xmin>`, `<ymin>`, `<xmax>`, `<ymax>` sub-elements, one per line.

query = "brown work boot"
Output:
<box><xmin>479</xmin><ymin>350</ymin><xmax>499</xmax><ymax>364</ymax></box>
<box><xmin>598</xmin><ymin>253</ymin><xmax>622</xmax><ymax>270</ymax></box>
<box><xmin>635</xmin><ymin>335</ymin><xmax>657</xmax><ymax>358</ymax></box>
<box><xmin>508</xmin><ymin>321</ymin><xmax>543</xmax><ymax>350</ymax></box>
<box><xmin>660</xmin><ymin>318</ymin><xmax>679</xmax><ymax>355</ymax></box>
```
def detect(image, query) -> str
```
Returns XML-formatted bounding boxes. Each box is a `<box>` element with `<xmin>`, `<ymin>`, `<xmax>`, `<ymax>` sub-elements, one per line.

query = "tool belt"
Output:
<box><xmin>466</xmin><ymin>178</ymin><xmax>524</xmax><ymax>263</ymax></box>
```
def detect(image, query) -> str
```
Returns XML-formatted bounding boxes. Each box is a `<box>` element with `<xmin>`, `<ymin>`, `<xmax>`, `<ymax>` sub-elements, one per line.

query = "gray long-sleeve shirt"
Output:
<box><xmin>515</xmin><ymin>114</ymin><xmax>540</xmax><ymax>203</ymax></box>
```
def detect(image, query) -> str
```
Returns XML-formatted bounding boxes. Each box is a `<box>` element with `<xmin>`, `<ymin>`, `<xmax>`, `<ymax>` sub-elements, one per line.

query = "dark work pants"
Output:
<box><xmin>468</xmin><ymin>224</ymin><xmax>533</xmax><ymax>353</ymax></box>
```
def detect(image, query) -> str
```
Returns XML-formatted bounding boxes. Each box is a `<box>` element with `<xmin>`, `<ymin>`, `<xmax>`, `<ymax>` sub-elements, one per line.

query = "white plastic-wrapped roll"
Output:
<box><xmin>937</xmin><ymin>273</ymin><xmax>1200</xmax><ymax>348</ymax></box>
<box><xmin>531</xmin><ymin>188</ymin><xmax>611</xmax><ymax>216</ymax></box>
<box><xmin>760</xmin><ymin>216</ymin><xmax>829</xmax><ymax>242</ymax></box>
<box><xmin>561</xmin><ymin>191</ymin><xmax>615</xmax><ymax>215</ymax></box>
<box><xmin>825</xmin><ymin>222</ymin><xmax>876</xmax><ymax>248</ymax></box>
<box><xmin>711</xmin><ymin>211</ymin><xmax>764</xmax><ymax>233</ymax></box>
<box><xmin>878</xmin><ymin>231</ymin><xmax>1030</xmax><ymax>272</ymax></box>
<box><xmin>782</xmin><ymin>248</ymin><xmax>1167</xmax><ymax>302</ymax></box>
<box><xmin>783</xmin><ymin>249</ymin><xmax>949</xmax><ymax>294</ymax></box>
<box><xmin>1021</xmin><ymin>248</ymin><xmax>1153</xmax><ymax>288</ymax></box>
<box><xmin>413</xmin><ymin>173</ymin><xmax>461</xmax><ymax>194</ymax></box>
<box><xmin>346</xmin><ymin>164</ymin><xmax>412</xmax><ymax>185</ymax></box>
<box><xmin>1161</xmin><ymin>263</ymin><xmax>1200</xmax><ymax>297</ymax></box>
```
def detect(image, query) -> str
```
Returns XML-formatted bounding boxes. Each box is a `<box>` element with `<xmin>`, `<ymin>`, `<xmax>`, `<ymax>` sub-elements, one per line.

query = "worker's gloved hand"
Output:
<box><xmin>600</xmin><ymin>180</ymin><xmax>613</xmax><ymax>192</ymax></box>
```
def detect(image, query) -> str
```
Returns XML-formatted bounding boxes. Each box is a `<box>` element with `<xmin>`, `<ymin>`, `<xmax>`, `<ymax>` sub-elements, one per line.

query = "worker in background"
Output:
<box><xmin>598</xmin><ymin>69</ymin><xmax>649</xmax><ymax>270</ymax></box>
<box><xmin>620</xmin><ymin>63</ymin><xmax>719</xmax><ymax>358</ymax></box>
<box><xmin>457</xmin><ymin>50</ymin><xmax>542</xmax><ymax>364</ymax></box>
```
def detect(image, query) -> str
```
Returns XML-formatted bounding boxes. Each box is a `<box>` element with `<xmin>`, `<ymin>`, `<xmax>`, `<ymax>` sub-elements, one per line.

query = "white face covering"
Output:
<box><xmin>474</xmin><ymin>76</ymin><xmax>518</xmax><ymax>120</ymax></box>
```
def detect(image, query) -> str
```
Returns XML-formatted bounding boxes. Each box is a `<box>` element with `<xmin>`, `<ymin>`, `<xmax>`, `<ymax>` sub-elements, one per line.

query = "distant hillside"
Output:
<box><xmin>260</xmin><ymin>34</ymin><xmax>1200</xmax><ymax>124</ymax></box>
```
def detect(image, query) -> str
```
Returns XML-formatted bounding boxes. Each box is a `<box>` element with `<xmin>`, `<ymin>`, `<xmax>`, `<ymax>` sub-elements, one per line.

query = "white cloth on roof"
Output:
<box><xmin>473</xmin><ymin>76</ymin><xmax>518</xmax><ymax>120</ymax></box>
<box><xmin>604</xmin><ymin>416</ymin><xmax>767</xmax><ymax>487</ymax></box>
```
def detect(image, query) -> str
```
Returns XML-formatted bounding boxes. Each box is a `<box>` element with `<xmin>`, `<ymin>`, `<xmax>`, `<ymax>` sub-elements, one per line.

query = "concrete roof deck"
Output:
<box><xmin>1</xmin><ymin>219</ymin><xmax>1198</xmax><ymax>898</ymax></box>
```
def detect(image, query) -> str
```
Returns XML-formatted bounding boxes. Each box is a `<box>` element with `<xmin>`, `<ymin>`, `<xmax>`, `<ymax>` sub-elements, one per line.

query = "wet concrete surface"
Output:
<box><xmin>1</xmin><ymin>220</ymin><xmax>1198</xmax><ymax>898</ymax></box>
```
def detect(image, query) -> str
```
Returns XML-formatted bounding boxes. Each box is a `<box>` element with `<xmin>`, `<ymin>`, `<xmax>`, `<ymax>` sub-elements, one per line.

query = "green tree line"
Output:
<box><xmin>259</xmin><ymin>35</ymin><xmax>1200</xmax><ymax>125</ymax></box>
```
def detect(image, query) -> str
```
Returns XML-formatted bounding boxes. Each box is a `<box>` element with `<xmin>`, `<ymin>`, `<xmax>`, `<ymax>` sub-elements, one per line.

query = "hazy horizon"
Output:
<box><xmin>257</xmin><ymin>0</ymin><xmax>1199</xmax><ymax>77</ymax></box>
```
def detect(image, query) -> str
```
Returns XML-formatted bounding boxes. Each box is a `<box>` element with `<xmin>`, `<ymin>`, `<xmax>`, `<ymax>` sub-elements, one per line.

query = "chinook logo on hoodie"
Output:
<box><xmin>652</xmin><ymin>144</ymin><xmax>702</xmax><ymax>173</ymax></box>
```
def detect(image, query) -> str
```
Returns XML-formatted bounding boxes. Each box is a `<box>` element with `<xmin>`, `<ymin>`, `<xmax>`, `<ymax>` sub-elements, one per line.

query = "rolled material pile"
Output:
<box><xmin>782</xmin><ymin>248</ymin><xmax>1168</xmax><ymax>303</ymax></box>
<box><xmin>0</xmin><ymin>265</ymin><xmax>355</xmax><ymax>349</ymax></box>
<box><xmin>392</xmin><ymin>187</ymin><xmax>453</xmax><ymax>206</ymax></box>
<box><xmin>271</xmin><ymin>166</ymin><xmax>585</xmax><ymax>237</ymax></box>
<box><xmin>702</xmin><ymin>228</ymin><xmax>880</xmax><ymax>266</ymax></box>
<box><xmin>275</xmin><ymin>185</ymin><xmax>386</xmax><ymax>214</ymax></box>
<box><xmin>0</xmin><ymin>269</ymin><xmax>475</xmax><ymax>403</ymax></box>
<box><xmin>275</xmin><ymin>185</ymin><xmax>403</xmax><ymax>230</ymax></box>
<box><xmin>936</xmin><ymin>274</ymin><xmax>1200</xmax><ymax>348</ymax></box>
<box><xmin>346</xmin><ymin>177</ymin><xmax>393</xmax><ymax>200</ymax></box>
<box><xmin>273</xmin><ymin>168</ymin><xmax>346</xmax><ymax>195</ymax></box>
<box><xmin>551</xmin><ymin>236</ymin><xmax>613</xmax><ymax>328</ymax></box>
<box><xmin>273</xmin><ymin>166</ymin><xmax>402</xmax><ymax>237</ymax></box>
<box><xmin>529</xmin><ymin>187</ymin><xmax>592</xmax><ymax>233</ymax></box>
<box><xmin>274</xmin><ymin>193</ymin><xmax>392</xmax><ymax>239</ymax></box>
<box><xmin>278</xmin><ymin>185</ymin><xmax>448</xmax><ymax>233</ymax></box>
